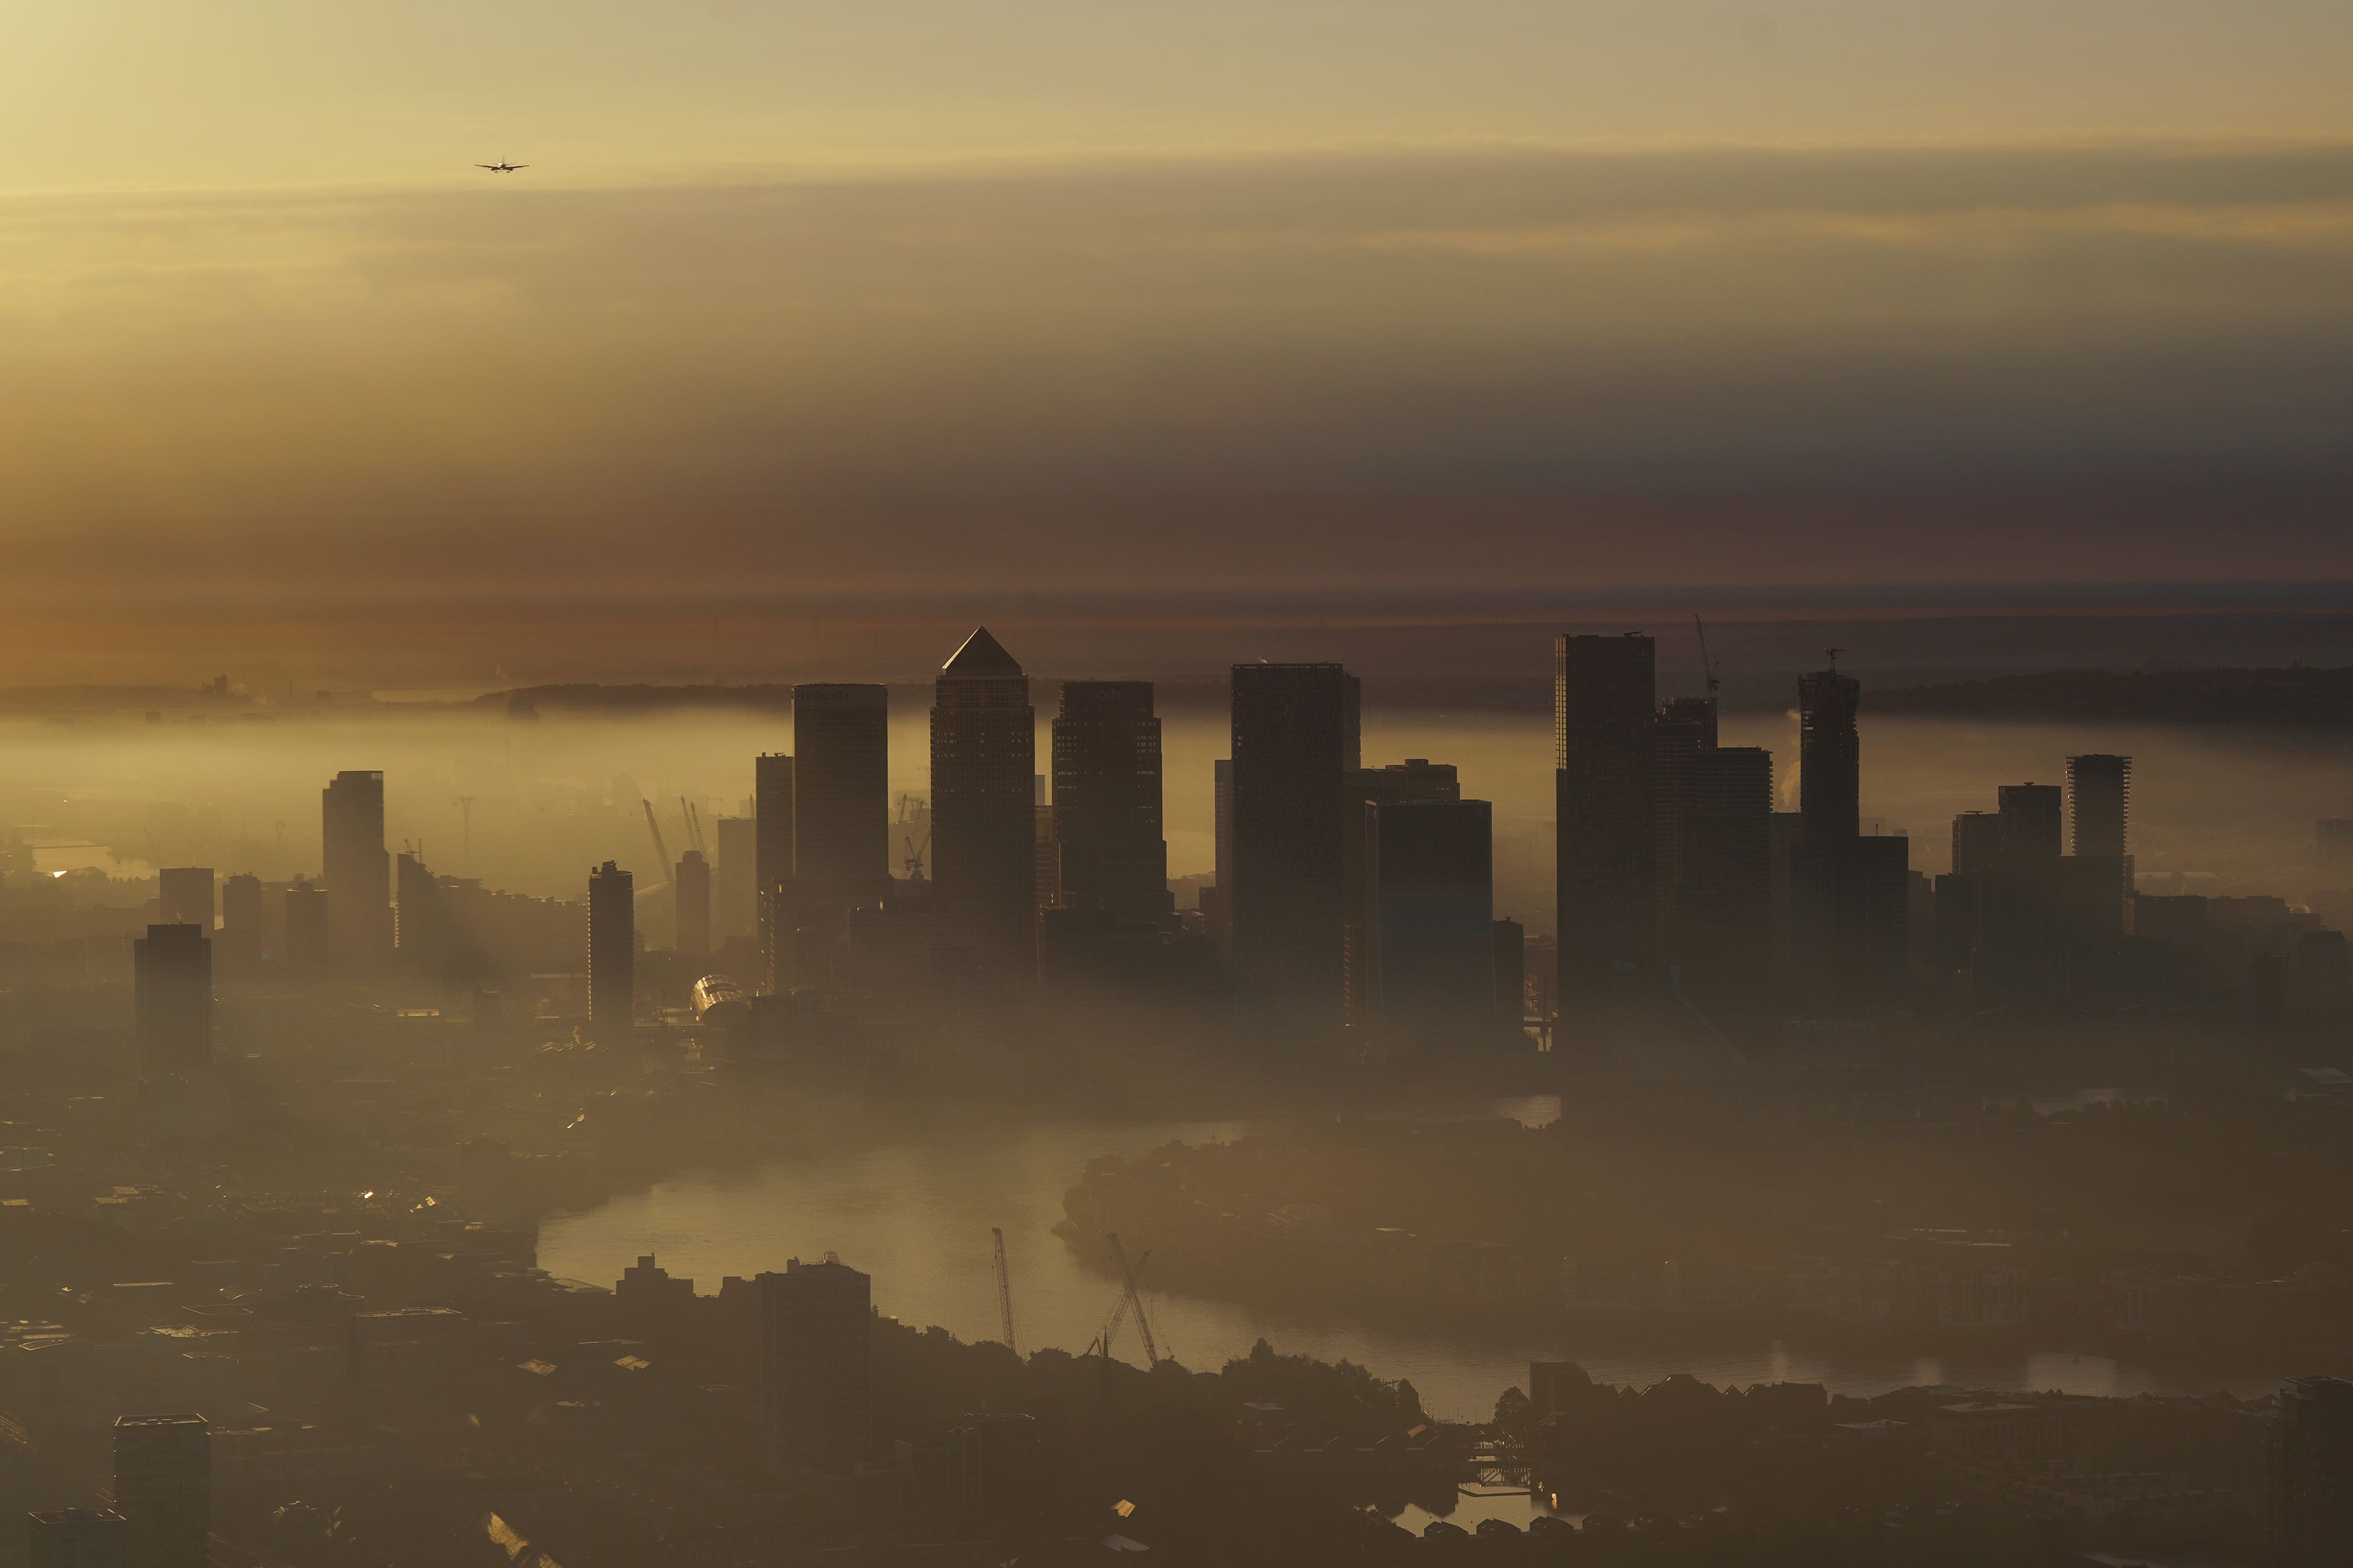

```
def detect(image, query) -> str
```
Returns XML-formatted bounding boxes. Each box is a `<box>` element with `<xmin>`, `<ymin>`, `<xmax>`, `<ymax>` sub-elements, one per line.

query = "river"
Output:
<box><xmin>539</xmin><ymin>1100</ymin><xmax>2286</xmax><ymax>1423</ymax></box>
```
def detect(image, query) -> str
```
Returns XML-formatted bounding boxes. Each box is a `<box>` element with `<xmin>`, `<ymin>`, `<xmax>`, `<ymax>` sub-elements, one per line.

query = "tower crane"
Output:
<box><xmin>1692</xmin><ymin>615</ymin><xmax>1721</xmax><ymax>697</ymax></box>
<box><xmin>904</xmin><ymin>830</ymin><xmax>930</xmax><ymax>882</ymax></box>
<box><xmin>992</xmin><ymin>1227</ymin><xmax>1019</xmax><ymax>1358</ymax></box>
<box><xmin>641</xmin><ymin>799</ymin><xmax>673</xmax><ymax>887</ymax></box>
<box><xmin>1106</xmin><ymin>1234</ymin><xmax>1160</xmax><ymax>1366</ymax></box>
<box><xmin>680</xmin><ymin>798</ymin><xmax>707</xmax><ymax>856</ymax></box>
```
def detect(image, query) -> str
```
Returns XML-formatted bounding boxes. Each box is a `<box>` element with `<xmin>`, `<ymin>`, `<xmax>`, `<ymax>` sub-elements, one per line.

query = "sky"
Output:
<box><xmin>6</xmin><ymin>1</ymin><xmax>2353</xmax><ymax>684</ymax></box>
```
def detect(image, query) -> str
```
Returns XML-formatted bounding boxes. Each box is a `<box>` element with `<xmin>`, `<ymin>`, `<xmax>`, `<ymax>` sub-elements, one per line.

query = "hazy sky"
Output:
<box><xmin>6</xmin><ymin>3</ymin><xmax>2353</xmax><ymax>683</ymax></box>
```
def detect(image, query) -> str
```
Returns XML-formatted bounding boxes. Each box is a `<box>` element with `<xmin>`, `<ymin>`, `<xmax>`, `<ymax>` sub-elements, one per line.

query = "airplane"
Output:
<box><xmin>477</xmin><ymin>162</ymin><xmax>529</xmax><ymax>173</ymax></box>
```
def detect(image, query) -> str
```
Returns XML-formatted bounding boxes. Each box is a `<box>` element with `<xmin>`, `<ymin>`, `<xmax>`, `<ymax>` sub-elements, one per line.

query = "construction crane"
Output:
<box><xmin>1692</xmin><ymin>615</ymin><xmax>1721</xmax><ymax>697</ymax></box>
<box><xmin>1106</xmin><ymin>1234</ymin><xmax>1160</xmax><ymax>1366</ymax></box>
<box><xmin>992</xmin><ymin>1227</ymin><xmax>1019</xmax><ymax>1358</ymax></box>
<box><xmin>679</xmin><ymin>798</ymin><xmax>706</xmax><ymax>856</ymax></box>
<box><xmin>1101</xmin><ymin>1246</ymin><xmax>1151</xmax><ymax>1358</ymax></box>
<box><xmin>903</xmin><ymin>830</ymin><xmax>930</xmax><ymax>882</ymax></box>
<box><xmin>1824</xmin><ymin>645</ymin><xmax>1846</xmax><ymax>669</ymax></box>
<box><xmin>641</xmin><ymin>799</ymin><xmax>673</xmax><ymax>886</ymax></box>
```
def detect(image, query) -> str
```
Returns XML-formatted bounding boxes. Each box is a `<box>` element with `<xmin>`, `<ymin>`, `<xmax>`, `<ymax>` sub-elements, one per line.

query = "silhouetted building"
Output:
<box><xmin>2068</xmin><ymin>753</ymin><xmax>2132</xmax><ymax>860</ymax></box>
<box><xmin>1033</xmin><ymin>782</ymin><xmax>1061</xmax><ymax>912</ymax></box>
<box><xmin>321</xmin><ymin>770</ymin><xmax>390</xmax><ymax>972</ymax></box>
<box><xmin>133</xmin><ymin>924</ymin><xmax>210</xmax><ymax>1075</ymax></box>
<box><xmin>931</xmin><ymin>629</ymin><xmax>1037</xmax><ymax>974</ymax></box>
<box><xmin>2270</xmin><ymin>1374</ymin><xmax>2353</xmax><ymax>1567</ymax></box>
<box><xmin>676</xmin><ymin>848</ymin><xmax>711</xmax><ymax>958</ymax></box>
<box><xmin>760</xmin><ymin>1255</ymin><xmax>872</xmax><ymax>1475</ymax></box>
<box><xmin>1673</xmin><ymin>746</ymin><xmax>1774</xmax><ymax>999</ymax></box>
<box><xmin>794</xmin><ymin>685</ymin><xmax>890</xmax><ymax>892</ymax></box>
<box><xmin>283</xmin><ymin>878</ymin><xmax>329</xmax><ymax>976</ymax></box>
<box><xmin>714</xmin><ymin>814</ymin><xmax>758</xmax><ymax>944</ymax></box>
<box><xmin>1555</xmin><ymin>634</ymin><xmax>1657</xmax><ymax>1004</ymax></box>
<box><xmin>156</xmin><ymin>867</ymin><xmax>213</xmax><ymax>931</ymax></box>
<box><xmin>1368</xmin><ymin>798</ymin><xmax>1495</xmax><ymax>1038</ymax></box>
<box><xmin>1951</xmin><ymin>810</ymin><xmax>2003</xmax><ymax>880</ymax></box>
<box><xmin>1051</xmin><ymin>681</ymin><xmax>1171</xmax><ymax>917</ymax></box>
<box><xmin>27</xmin><ymin>1507</ymin><xmax>126</xmax><ymax>1568</ymax></box>
<box><xmin>394</xmin><ymin>850</ymin><xmax>456</xmax><ymax>978</ymax></box>
<box><xmin>1997</xmin><ymin>783</ymin><xmax>2064</xmax><ymax>883</ymax></box>
<box><xmin>1208</xmin><ymin>757</ymin><xmax>1235</xmax><ymax>963</ymax></box>
<box><xmin>1345</xmin><ymin>760</ymin><xmax>1460</xmax><ymax>1026</ymax></box>
<box><xmin>1789</xmin><ymin>660</ymin><xmax>1907</xmax><ymax>1002</ymax></box>
<box><xmin>2321</xmin><ymin>819</ymin><xmax>2353</xmax><ymax>884</ymax></box>
<box><xmin>755</xmin><ymin>752</ymin><xmax>795</xmax><ymax>983</ymax></box>
<box><xmin>1798</xmin><ymin>665</ymin><xmax>1860</xmax><ymax>844</ymax></box>
<box><xmin>1229</xmin><ymin>663</ymin><xmax>1351</xmax><ymax>1032</ymax></box>
<box><xmin>113</xmin><ymin>1413</ymin><xmax>208</xmax><ymax>1568</ymax></box>
<box><xmin>219</xmin><ymin>872</ymin><xmax>265</xmax><ymax>972</ymax></box>
<box><xmin>587</xmin><ymin>860</ymin><xmax>635</xmax><ymax>1041</ymax></box>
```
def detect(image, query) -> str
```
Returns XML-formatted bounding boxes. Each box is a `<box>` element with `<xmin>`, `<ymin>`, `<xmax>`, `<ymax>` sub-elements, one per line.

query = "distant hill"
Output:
<box><xmin>1878</xmin><ymin>667</ymin><xmax>2353</xmax><ymax>726</ymax></box>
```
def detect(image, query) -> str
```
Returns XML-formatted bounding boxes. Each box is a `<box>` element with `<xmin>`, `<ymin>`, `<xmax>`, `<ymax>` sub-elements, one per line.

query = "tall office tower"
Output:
<box><xmin>219</xmin><ymin>872</ymin><xmax>265</xmax><ymax>972</ymax></box>
<box><xmin>113</xmin><ymin>1413</ymin><xmax>209</xmax><ymax>1568</ymax></box>
<box><xmin>714</xmin><ymin>814</ymin><xmax>757</xmax><ymax>943</ymax></box>
<box><xmin>1950</xmin><ymin>811</ymin><xmax>2004</xmax><ymax>880</ymax></box>
<box><xmin>758</xmin><ymin>1255</ymin><xmax>872</xmax><ymax>1475</ymax></box>
<box><xmin>133</xmin><ymin>925</ymin><xmax>211</xmax><ymax>1076</ymax></box>
<box><xmin>1343</xmin><ymin>760</ymin><xmax>1460</xmax><ymax>1024</ymax></box>
<box><xmin>1797</xmin><ymin>663</ymin><xmax>1861</xmax><ymax>844</ymax></box>
<box><xmin>930</xmin><ymin>629</ymin><xmax>1037</xmax><ymax>968</ymax></box>
<box><xmin>587</xmin><ymin>860</ymin><xmax>635</xmax><ymax>1041</ymax></box>
<box><xmin>1492</xmin><ymin>917</ymin><xmax>1526</xmax><ymax>1028</ymax></box>
<box><xmin>1673</xmin><ymin>746</ymin><xmax>1774</xmax><ymax>999</ymax></box>
<box><xmin>1554</xmin><ymin>634</ymin><xmax>1658</xmax><ymax>1004</ymax></box>
<box><xmin>394</xmin><ymin>851</ymin><xmax>454</xmax><ymax>976</ymax></box>
<box><xmin>1343</xmin><ymin>673</ymin><xmax>1363</xmax><ymax>772</ymax></box>
<box><xmin>2269</xmin><ymin>1374</ymin><xmax>2353</xmax><ymax>1567</ymax></box>
<box><xmin>283</xmin><ymin>878</ymin><xmax>329</xmax><ymax>975</ymax></box>
<box><xmin>1033</xmin><ymin>798</ymin><xmax>1062</xmax><ymax>911</ymax></box>
<box><xmin>1368</xmin><ymin>798</ymin><xmax>1495</xmax><ymax>1036</ymax></box>
<box><xmin>1996</xmin><ymin>783</ymin><xmax>2064</xmax><ymax>885</ymax></box>
<box><xmin>321</xmin><ymin>770</ymin><xmax>391</xmax><ymax>971</ymax></box>
<box><xmin>1051</xmin><ymin>681</ymin><xmax>1171</xmax><ymax>917</ymax></box>
<box><xmin>156</xmin><ymin>867</ymin><xmax>214</xmax><ymax>931</ymax></box>
<box><xmin>792</xmin><ymin>685</ymin><xmax>890</xmax><ymax>892</ymax></box>
<box><xmin>1208</xmin><ymin>759</ymin><xmax>1235</xmax><ymax>962</ymax></box>
<box><xmin>675</xmin><ymin>848</ymin><xmax>711</xmax><ymax>958</ymax></box>
<box><xmin>753</xmin><ymin>753</ymin><xmax>795</xmax><ymax>986</ymax></box>
<box><xmin>1650</xmin><ymin>699</ymin><xmax>1712</xmax><ymax>941</ymax></box>
<box><xmin>1229</xmin><ymin>663</ymin><xmax>1350</xmax><ymax>1029</ymax></box>
<box><xmin>2066</xmin><ymin>754</ymin><xmax>2131</xmax><ymax>860</ymax></box>
<box><xmin>27</xmin><ymin>1507</ymin><xmax>127</xmax><ymax>1568</ymax></box>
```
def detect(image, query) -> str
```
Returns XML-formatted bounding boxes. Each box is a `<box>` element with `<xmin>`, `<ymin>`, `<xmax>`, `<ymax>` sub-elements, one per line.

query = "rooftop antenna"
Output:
<box><xmin>1824</xmin><ymin>646</ymin><xmax>1846</xmax><ymax>669</ymax></box>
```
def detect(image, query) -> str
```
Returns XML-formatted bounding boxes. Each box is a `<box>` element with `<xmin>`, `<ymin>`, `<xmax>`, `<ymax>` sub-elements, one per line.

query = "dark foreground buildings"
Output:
<box><xmin>113</xmin><ymin>1413</ymin><xmax>209</xmax><ymax>1568</ymax></box>
<box><xmin>760</xmin><ymin>1255</ymin><xmax>872</xmax><ymax>1475</ymax></box>
<box><xmin>2270</xmin><ymin>1374</ymin><xmax>2353</xmax><ymax>1567</ymax></box>
<box><xmin>132</xmin><ymin>924</ymin><xmax>211</xmax><ymax>1075</ymax></box>
<box><xmin>321</xmin><ymin>769</ymin><xmax>392</xmax><ymax>973</ymax></box>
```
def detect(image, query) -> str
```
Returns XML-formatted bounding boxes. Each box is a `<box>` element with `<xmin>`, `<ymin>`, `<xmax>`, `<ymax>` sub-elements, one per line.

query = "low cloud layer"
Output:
<box><xmin>4</xmin><ymin>143</ymin><xmax>2350</xmax><ymax>681</ymax></box>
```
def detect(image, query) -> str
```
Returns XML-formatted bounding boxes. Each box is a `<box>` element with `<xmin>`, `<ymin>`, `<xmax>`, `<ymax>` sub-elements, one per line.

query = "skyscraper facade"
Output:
<box><xmin>587</xmin><ymin>860</ymin><xmax>635</xmax><ymax>1041</ymax></box>
<box><xmin>930</xmin><ymin>629</ymin><xmax>1037</xmax><ymax>966</ymax></box>
<box><xmin>26</xmin><ymin>1507</ymin><xmax>127</xmax><ymax>1568</ymax></box>
<box><xmin>1344</xmin><ymin>759</ymin><xmax>1460</xmax><ymax>1025</ymax></box>
<box><xmin>714</xmin><ymin>814</ymin><xmax>758</xmax><ymax>945</ymax></box>
<box><xmin>676</xmin><ymin>848</ymin><xmax>711</xmax><ymax>959</ymax></box>
<box><xmin>1554</xmin><ymin>634</ymin><xmax>1658</xmax><ymax>1004</ymax></box>
<box><xmin>156</xmin><ymin>867</ymin><xmax>214</xmax><ymax>931</ymax></box>
<box><xmin>113</xmin><ymin>1414</ymin><xmax>209</xmax><ymax>1568</ymax></box>
<box><xmin>1051</xmin><ymin>681</ymin><xmax>1170</xmax><ymax>917</ymax></box>
<box><xmin>219</xmin><ymin>871</ymin><xmax>266</xmax><ymax>972</ymax></box>
<box><xmin>321</xmin><ymin>770</ymin><xmax>391</xmax><ymax>972</ymax></box>
<box><xmin>792</xmin><ymin>685</ymin><xmax>890</xmax><ymax>892</ymax></box>
<box><xmin>283</xmin><ymin>878</ymin><xmax>329</xmax><ymax>975</ymax></box>
<box><xmin>1368</xmin><ymin>797</ymin><xmax>1496</xmax><ymax>1036</ymax></box>
<box><xmin>2269</xmin><ymin>1374</ymin><xmax>2353</xmax><ymax>1567</ymax></box>
<box><xmin>1797</xmin><ymin>666</ymin><xmax>1861</xmax><ymax>844</ymax></box>
<box><xmin>1672</xmin><ymin>745</ymin><xmax>1774</xmax><ymax>999</ymax></box>
<box><xmin>1229</xmin><ymin>662</ymin><xmax>1350</xmax><ymax>1030</ymax></box>
<box><xmin>759</xmin><ymin>1255</ymin><xmax>872</xmax><ymax>1475</ymax></box>
<box><xmin>133</xmin><ymin>924</ymin><xmax>211</xmax><ymax>1076</ymax></box>
<box><xmin>754</xmin><ymin>752</ymin><xmax>795</xmax><ymax>979</ymax></box>
<box><xmin>2066</xmin><ymin>753</ymin><xmax>2132</xmax><ymax>860</ymax></box>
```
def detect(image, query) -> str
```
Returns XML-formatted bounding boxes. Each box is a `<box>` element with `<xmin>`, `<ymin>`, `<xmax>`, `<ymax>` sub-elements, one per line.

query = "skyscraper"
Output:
<box><xmin>133</xmin><ymin>924</ymin><xmax>211</xmax><ymax>1076</ymax></box>
<box><xmin>394</xmin><ymin>850</ymin><xmax>453</xmax><ymax>976</ymax></box>
<box><xmin>219</xmin><ymin>871</ymin><xmax>266</xmax><ymax>972</ymax></box>
<box><xmin>1209</xmin><ymin>757</ymin><xmax>1235</xmax><ymax>963</ymax></box>
<box><xmin>156</xmin><ymin>867</ymin><xmax>214</xmax><ymax>931</ymax></box>
<box><xmin>113</xmin><ymin>1413</ymin><xmax>209</xmax><ymax>1568</ymax></box>
<box><xmin>759</xmin><ymin>1255</ymin><xmax>872</xmax><ymax>1475</ymax></box>
<box><xmin>1344</xmin><ymin>759</ymin><xmax>1460</xmax><ymax>1025</ymax></box>
<box><xmin>1672</xmin><ymin>746</ymin><xmax>1774</xmax><ymax>999</ymax></box>
<box><xmin>754</xmin><ymin>753</ymin><xmax>795</xmax><ymax>986</ymax></box>
<box><xmin>714</xmin><ymin>813</ymin><xmax>757</xmax><ymax>944</ymax></box>
<box><xmin>283</xmin><ymin>878</ymin><xmax>329</xmax><ymax>975</ymax></box>
<box><xmin>791</xmin><ymin>685</ymin><xmax>889</xmax><ymax>892</ymax></box>
<box><xmin>2066</xmin><ymin>753</ymin><xmax>2132</xmax><ymax>861</ymax></box>
<box><xmin>1051</xmin><ymin>681</ymin><xmax>1170</xmax><ymax>917</ymax></box>
<box><xmin>1797</xmin><ymin>665</ymin><xmax>1861</xmax><ymax>844</ymax></box>
<box><xmin>26</xmin><ymin>1507</ymin><xmax>127</xmax><ymax>1568</ymax></box>
<box><xmin>2269</xmin><ymin>1374</ymin><xmax>2353</xmax><ymax>1567</ymax></box>
<box><xmin>1229</xmin><ymin>662</ymin><xmax>1350</xmax><ymax>1030</ymax></box>
<box><xmin>321</xmin><ymin>770</ymin><xmax>391</xmax><ymax>972</ymax></box>
<box><xmin>1368</xmin><ymin>797</ymin><xmax>1496</xmax><ymax>1036</ymax></box>
<box><xmin>1554</xmin><ymin>634</ymin><xmax>1657</xmax><ymax>1004</ymax></box>
<box><xmin>587</xmin><ymin>860</ymin><xmax>635</xmax><ymax>1041</ymax></box>
<box><xmin>676</xmin><ymin>848</ymin><xmax>711</xmax><ymax>958</ymax></box>
<box><xmin>931</xmin><ymin>629</ymin><xmax>1037</xmax><ymax>969</ymax></box>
